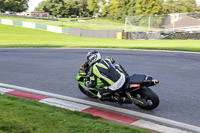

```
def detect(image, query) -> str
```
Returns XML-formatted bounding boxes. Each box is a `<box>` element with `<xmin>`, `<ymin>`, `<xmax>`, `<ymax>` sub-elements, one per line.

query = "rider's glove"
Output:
<box><xmin>110</xmin><ymin>58</ymin><xmax>115</xmax><ymax>64</ymax></box>
<box><xmin>84</xmin><ymin>77</ymin><xmax>90</xmax><ymax>87</ymax></box>
<box><xmin>84</xmin><ymin>81</ymin><xmax>90</xmax><ymax>87</ymax></box>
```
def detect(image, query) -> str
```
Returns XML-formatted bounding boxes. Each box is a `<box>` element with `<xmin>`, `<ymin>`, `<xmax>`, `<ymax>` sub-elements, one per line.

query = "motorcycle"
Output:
<box><xmin>76</xmin><ymin>62</ymin><xmax>160</xmax><ymax>110</ymax></box>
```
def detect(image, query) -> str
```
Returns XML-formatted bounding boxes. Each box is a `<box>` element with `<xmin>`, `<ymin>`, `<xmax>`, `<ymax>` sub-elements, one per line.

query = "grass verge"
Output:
<box><xmin>0</xmin><ymin>15</ymin><xmax>159</xmax><ymax>31</ymax></box>
<box><xmin>0</xmin><ymin>94</ymin><xmax>149</xmax><ymax>133</ymax></box>
<box><xmin>0</xmin><ymin>24</ymin><xmax>200</xmax><ymax>52</ymax></box>
<box><xmin>0</xmin><ymin>15</ymin><xmax>125</xmax><ymax>30</ymax></box>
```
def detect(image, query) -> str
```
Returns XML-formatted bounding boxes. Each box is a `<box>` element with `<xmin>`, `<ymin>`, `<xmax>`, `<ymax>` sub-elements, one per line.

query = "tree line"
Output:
<box><xmin>0</xmin><ymin>0</ymin><xmax>29</xmax><ymax>12</ymax></box>
<box><xmin>1</xmin><ymin>0</ymin><xmax>200</xmax><ymax>22</ymax></box>
<box><xmin>36</xmin><ymin>0</ymin><xmax>200</xmax><ymax>22</ymax></box>
<box><xmin>35</xmin><ymin>0</ymin><xmax>92</xmax><ymax>18</ymax></box>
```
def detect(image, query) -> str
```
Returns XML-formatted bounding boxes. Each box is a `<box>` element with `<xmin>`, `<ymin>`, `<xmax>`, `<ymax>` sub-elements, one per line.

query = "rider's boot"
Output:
<box><xmin>113</xmin><ymin>93</ymin><xmax>126</xmax><ymax>105</ymax></box>
<box><xmin>98</xmin><ymin>88</ymin><xmax>112</xmax><ymax>101</ymax></box>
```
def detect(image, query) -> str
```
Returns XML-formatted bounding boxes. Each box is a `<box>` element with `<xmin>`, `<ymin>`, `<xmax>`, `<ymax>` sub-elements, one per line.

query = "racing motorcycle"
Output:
<box><xmin>76</xmin><ymin>62</ymin><xmax>160</xmax><ymax>110</ymax></box>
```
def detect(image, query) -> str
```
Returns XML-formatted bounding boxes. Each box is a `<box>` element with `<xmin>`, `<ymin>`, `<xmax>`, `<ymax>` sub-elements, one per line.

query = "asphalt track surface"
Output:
<box><xmin>0</xmin><ymin>48</ymin><xmax>199</xmax><ymax>127</ymax></box>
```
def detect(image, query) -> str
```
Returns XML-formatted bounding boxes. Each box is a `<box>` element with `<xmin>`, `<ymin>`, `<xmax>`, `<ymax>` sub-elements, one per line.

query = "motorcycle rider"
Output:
<box><xmin>84</xmin><ymin>50</ymin><xmax>126</xmax><ymax>104</ymax></box>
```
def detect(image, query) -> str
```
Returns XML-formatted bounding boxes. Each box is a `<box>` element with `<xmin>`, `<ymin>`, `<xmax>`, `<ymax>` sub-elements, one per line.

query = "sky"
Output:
<box><xmin>27</xmin><ymin>0</ymin><xmax>45</xmax><ymax>12</ymax></box>
<box><xmin>27</xmin><ymin>0</ymin><xmax>200</xmax><ymax>12</ymax></box>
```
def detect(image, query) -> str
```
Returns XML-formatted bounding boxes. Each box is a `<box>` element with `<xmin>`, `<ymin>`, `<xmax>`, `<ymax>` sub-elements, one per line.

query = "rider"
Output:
<box><xmin>84</xmin><ymin>50</ymin><xmax>126</xmax><ymax>104</ymax></box>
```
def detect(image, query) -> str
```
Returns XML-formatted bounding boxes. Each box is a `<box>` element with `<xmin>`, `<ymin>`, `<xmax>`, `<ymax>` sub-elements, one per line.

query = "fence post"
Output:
<box><xmin>173</xmin><ymin>13</ymin><xmax>175</xmax><ymax>31</ymax></box>
<box><xmin>148</xmin><ymin>15</ymin><xmax>151</xmax><ymax>32</ymax></box>
<box><xmin>124</xmin><ymin>17</ymin><xmax>127</xmax><ymax>32</ymax></box>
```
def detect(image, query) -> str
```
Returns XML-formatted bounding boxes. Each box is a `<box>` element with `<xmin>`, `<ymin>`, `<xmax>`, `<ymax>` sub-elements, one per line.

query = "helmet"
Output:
<box><xmin>86</xmin><ymin>50</ymin><xmax>101</xmax><ymax>66</ymax></box>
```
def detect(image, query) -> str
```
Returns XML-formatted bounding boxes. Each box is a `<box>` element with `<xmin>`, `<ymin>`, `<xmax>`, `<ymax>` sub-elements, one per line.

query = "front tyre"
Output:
<box><xmin>78</xmin><ymin>84</ymin><xmax>98</xmax><ymax>99</ymax></box>
<box><xmin>134</xmin><ymin>88</ymin><xmax>159</xmax><ymax>110</ymax></box>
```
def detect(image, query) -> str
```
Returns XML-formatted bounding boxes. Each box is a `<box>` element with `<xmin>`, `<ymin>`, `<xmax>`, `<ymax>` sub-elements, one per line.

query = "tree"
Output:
<box><xmin>135</xmin><ymin>0</ymin><xmax>163</xmax><ymax>15</ymax></box>
<box><xmin>35</xmin><ymin>1</ymin><xmax>51</xmax><ymax>12</ymax></box>
<box><xmin>0</xmin><ymin>0</ymin><xmax>29</xmax><ymax>12</ymax></box>
<box><xmin>163</xmin><ymin>0</ymin><xmax>197</xmax><ymax>14</ymax></box>
<box><xmin>0</xmin><ymin>0</ymin><xmax>5</xmax><ymax>12</ymax></box>
<box><xmin>182</xmin><ymin>0</ymin><xmax>197</xmax><ymax>13</ymax></box>
<box><xmin>35</xmin><ymin>0</ymin><xmax>65</xmax><ymax>17</ymax></box>
<box><xmin>35</xmin><ymin>0</ymin><xmax>90</xmax><ymax>17</ymax></box>
<box><xmin>196</xmin><ymin>6</ymin><xmax>200</xmax><ymax>12</ymax></box>
<box><xmin>101</xmin><ymin>0</ymin><xmax>136</xmax><ymax>22</ymax></box>
<box><xmin>71</xmin><ymin>0</ymin><xmax>90</xmax><ymax>17</ymax></box>
<box><xmin>61</xmin><ymin>1</ymin><xmax>73</xmax><ymax>17</ymax></box>
<box><xmin>49</xmin><ymin>0</ymin><xmax>65</xmax><ymax>17</ymax></box>
<box><xmin>87</xmin><ymin>0</ymin><xmax>101</xmax><ymax>16</ymax></box>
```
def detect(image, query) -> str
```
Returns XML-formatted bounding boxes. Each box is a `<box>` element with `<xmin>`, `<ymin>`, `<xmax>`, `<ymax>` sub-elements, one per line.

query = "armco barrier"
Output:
<box><xmin>13</xmin><ymin>20</ymin><xmax>22</xmax><ymax>26</ymax></box>
<box><xmin>0</xmin><ymin>18</ymin><xmax>119</xmax><ymax>39</ymax></box>
<box><xmin>1</xmin><ymin>19</ymin><xmax>13</xmax><ymax>25</ymax></box>
<box><xmin>36</xmin><ymin>23</ymin><xmax>47</xmax><ymax>30</ymax></box>
<box><xmin>62</xmin><ymin>28</ymin><xmax>69</xmax><ymax>34</ymax></box>
<box><xmin>0</xmin><ymin>18</ymin><xmax>69</xmax><ymax>34</ymax></box>
<box><xmin>22</xmin><ymin>21</ymin><xmax>35</xmax><ymax>29</ymax></box>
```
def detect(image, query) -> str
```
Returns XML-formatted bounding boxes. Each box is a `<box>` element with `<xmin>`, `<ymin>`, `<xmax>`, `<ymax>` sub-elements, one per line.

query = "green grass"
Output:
<box><xmin>0</xmin><ymin>15</ymin><xmax>126</xmax><ymax>30</ymax></box>
<box><xmin>0</xmin><ymin>24</ymin><xmax>200</xmax><ymax>52</ymax></box>
<box><xmin>0</xmin><ymin>94</ymin><xmax>149</xmax><ymax>133</ymax></box>
<box><xmin>0</xmin><ymin>15</ymin><xmax>155</xmax><ymax>31</ymax></box>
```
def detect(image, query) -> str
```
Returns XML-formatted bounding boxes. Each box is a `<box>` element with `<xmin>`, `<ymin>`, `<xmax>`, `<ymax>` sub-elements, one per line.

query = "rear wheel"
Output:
<box><xmin>133</xmin><ymin>88</ymin><xmax>159</xmax><ymax>110</ymax></box>
<box><xmin>78</xmin><ymin>84</ymin><xmax>98</xmax><ymax>99</ymax></box>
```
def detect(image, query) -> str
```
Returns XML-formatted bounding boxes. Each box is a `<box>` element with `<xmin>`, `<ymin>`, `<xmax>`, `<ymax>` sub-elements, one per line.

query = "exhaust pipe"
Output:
<box><xmin>152</xmin><ymin>79</ymin><xmax>159</xmax><ymax>85</ymax></box>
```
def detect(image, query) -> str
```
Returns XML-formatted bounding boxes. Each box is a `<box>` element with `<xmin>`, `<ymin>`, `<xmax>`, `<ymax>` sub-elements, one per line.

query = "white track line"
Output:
<box><xmin>0</xmin><ymin>87</ymin><xmax>14</xmax><ymax>94</ymax></box>
<box><xmin>40</xmin><ymin>98</ymin><xmax>91</xmax><ymax>111</ymax></box>
<box><xmin>131</xmin><ymin>120</ymin><xmax>192</xmax><ymax>133</ymax></box>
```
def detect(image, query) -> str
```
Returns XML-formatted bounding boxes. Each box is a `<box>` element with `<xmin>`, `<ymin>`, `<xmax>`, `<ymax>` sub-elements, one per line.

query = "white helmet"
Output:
<box><xmin>86</xmin><ymin>50</ymin><xmax>101</xmax><ymax>66</ymax></box>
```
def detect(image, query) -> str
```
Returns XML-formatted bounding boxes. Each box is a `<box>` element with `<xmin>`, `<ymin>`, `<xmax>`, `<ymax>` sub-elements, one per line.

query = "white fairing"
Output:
<box><xmin>109</xmin><ymin>73</ymin><xmax>126</xmax><ymax>91</ymax></box>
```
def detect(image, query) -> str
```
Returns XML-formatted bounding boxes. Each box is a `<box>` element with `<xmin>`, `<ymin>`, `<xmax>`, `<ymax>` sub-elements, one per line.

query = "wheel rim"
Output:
<box><xmin>132</xmin><ymin>88</ymin><xmax>159</xmax><ymax>110</ymax></box>
<box><xmin>143</xmin><ymin>96</ymin><xmax>154</xmax><ymax>107</ymax></box>
<box><xmin>147</xmin><ymin>100</ymin><xmax>153</xmax><ymax>106</ymax></box>
<box><xmin>135</xmin><ymin>94</ymin><xmax>154</xmax><ymax>108</ymax></box>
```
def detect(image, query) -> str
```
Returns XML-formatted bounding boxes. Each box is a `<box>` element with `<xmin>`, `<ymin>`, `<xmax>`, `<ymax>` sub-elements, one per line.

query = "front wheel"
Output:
<box><xmin>78</xmin><ymin>84</ymin><xmax>98</xmax><ymax>99</ymax></box>
<box><xmin>133</xmin><ymin>88</ymin><xmax>159</xmax><ymax>110</ymax></box>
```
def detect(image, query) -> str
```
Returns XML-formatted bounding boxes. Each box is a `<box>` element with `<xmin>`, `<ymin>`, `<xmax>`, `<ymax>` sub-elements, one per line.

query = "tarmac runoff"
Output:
<box><xmin>0</xmin><ymin>83</ymin><xmax>199</xmax><ymax>133</ymax></box>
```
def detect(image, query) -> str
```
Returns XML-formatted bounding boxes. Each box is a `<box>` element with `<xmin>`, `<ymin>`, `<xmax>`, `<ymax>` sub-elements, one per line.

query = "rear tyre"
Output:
<box><xmin>133</xmin><ymin>88</ymin><xmax>159</xmax><ymax>110</ymax></box>
<box><xmin>78</xmin><ymin>84</ymin><xmax>98</xmax><ymax>99</ymax></box>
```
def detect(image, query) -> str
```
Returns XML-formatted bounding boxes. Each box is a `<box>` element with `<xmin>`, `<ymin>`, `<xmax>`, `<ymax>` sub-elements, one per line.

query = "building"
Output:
<box><xmin>15</xmin><ymin>12</ymin><xmax>49</xmax><ymax>17</ymax></box>
<box><xmin>166</xmin><ymin>14</ymin><xmax>200</xmax><ymax>31</ymax></box>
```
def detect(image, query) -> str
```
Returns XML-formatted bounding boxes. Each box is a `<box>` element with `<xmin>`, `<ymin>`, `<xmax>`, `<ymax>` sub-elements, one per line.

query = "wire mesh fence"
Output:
<box><xmin>125</xmin><ymin>13</ymin><xmax>200</xmax><ymax>32</ymax></box>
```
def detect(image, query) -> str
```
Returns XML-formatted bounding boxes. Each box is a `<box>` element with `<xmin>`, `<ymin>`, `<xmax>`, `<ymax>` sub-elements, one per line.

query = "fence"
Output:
<box><xmin>0</xmin><ymin>18</ymin><xmax>69</xmax><ymax>34</ymax></box>
<box><xmin>125</xmin><ymin>13</ymin><xmax>200</xmax><ymax>32</ymax></box>
<box><xmin>2</xmin><ymin>17</ymin><xmax>199</xmax><ymax>40</ymax></box>
<box><xmin>69</xmin><ymin>28</ymin><xmax>122</xmax><ymax>38</ymax></box>
<box><xmin>122</xmin><ymin>31</ymin><xmax>200</xmax><ymax>40</ymax></box>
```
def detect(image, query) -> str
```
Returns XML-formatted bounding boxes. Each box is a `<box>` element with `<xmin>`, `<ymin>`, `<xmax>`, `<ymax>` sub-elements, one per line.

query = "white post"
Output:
<box><xmin>124</xmin><ymin>17</ymin><xmax>127</xmax><ymax>32</ymax></box>
<box><xmin>173</xmin><ymin>21</ymin><xmax>175</xmax><ymax>31</ymax></box>
<box><xmin>148</xmin><ymin>15</ymin><xmax>151</xmax><ymax>32</ymax></box>
<box><xmin>173</xmin><ymin>13</ymin><xmax>175</xmax><ymax>31</ymax></box>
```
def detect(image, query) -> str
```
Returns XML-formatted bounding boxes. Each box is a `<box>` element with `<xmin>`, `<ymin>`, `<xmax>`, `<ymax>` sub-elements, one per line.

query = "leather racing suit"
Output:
<box><xmin>85</xmin><ymin>58</ymin><xmax>126</xmax><ymax>100</ymax></box>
